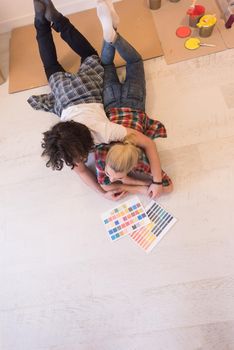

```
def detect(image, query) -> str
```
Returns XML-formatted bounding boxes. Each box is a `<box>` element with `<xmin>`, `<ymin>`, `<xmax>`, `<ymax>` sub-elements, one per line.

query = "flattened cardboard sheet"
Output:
<box><xmin>9</xmin><ymin>0</ymin><xmax>163</xmax><ymax>93</ymax></box>
<box><xmin>152</xmin><ymin>0</ymin><xmax>227</xmax><ymax>64</ymax></box>
<box><xmin>217</xmin><ymin>19</ymin><xmax>234</xmax><ymax>47</ymax></box>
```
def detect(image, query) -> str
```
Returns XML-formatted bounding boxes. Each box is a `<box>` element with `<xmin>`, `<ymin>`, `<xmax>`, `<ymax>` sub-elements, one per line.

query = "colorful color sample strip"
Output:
<box><xmin>101</xmin><ymin>197</ymin><xmax>151</xmax><ymax>242</ymax></box>
<box><xmin>130</xmin><ymin>201</ymin><xmax>177</xmax><ymax>253</ymax></box>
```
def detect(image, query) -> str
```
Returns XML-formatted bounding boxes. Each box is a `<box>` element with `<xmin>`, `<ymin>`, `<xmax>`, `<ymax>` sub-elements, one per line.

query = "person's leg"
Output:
<box><xmin>42</xmin><ymin>0</ymin><xmax>98</xmax><ymax>61</ymax></box>
<box><xmin>34</xmin><ymin>0</ymin><xmax>65</xmax><ymax>80</ymax></box>
<box><xmin>101</xmin><ymin>40</ymin><xmax>122</xmax><ymax>109</ymax></box>
<box><xmin>112</xmin><ymin>34</ymin><xmax>144</xmax><ymax>82</ymax></box>
<box><xmin>96</xmin><ymin>0</ymin><xmax>145</xmax><ymax>110</ymax></box>
<box><xmin>112</xmin><ymin>34</ymin><xmax>146</xmax><ymax>111</ymax></box>
<box><xmin>96</xmin><ymin>0</ymin><xmax>144</xmax><ymax>85</ymax></box>
<box><xmin>97</xmin><ymin>1</ymin><xmax>122</xmax><ymax>109</ymax></box>
<box><xmin>101</xmin><ymin>41</ymin><xmax>119</xmax><ymax>88</ymax></box>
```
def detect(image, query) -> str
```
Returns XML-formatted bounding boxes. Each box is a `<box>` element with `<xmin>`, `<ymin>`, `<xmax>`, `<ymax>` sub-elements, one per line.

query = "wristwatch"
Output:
<box><xmin>151</xmin><ymin>180</ymin><xmax>163</xmax><ymax>185</ymax></box>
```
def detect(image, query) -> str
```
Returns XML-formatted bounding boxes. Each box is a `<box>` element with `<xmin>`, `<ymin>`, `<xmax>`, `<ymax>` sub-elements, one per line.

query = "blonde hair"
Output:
<box><xmin>106</xmin><ymin>134</ymin><xmax>142</xmax><ymax>174</ymax></box>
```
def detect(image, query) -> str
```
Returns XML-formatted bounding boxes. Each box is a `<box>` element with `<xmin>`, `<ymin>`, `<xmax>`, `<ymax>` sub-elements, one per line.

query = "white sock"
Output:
<box><xmin>104</xmin><ymin>0</ymin><xmax>120</xmax><ymax>29</ymax></box>
<box><xmin>97</xmin><ymin>0</ymin><xmax>116</xmax><ymax>42</ymax></box>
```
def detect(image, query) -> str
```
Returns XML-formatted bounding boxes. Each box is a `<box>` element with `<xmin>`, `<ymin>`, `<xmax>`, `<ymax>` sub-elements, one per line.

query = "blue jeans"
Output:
<box><xmin>101</xmin><ymin>34</ymin><xmax>146</xmax><ymax>111</ymax></box>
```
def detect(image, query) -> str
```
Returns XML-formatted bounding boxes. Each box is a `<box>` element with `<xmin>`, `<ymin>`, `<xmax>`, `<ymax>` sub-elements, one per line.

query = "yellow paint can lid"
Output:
<box><xmin>197</xmin><ymin>15</ymin><xmax>217</xmax><ymax>28</ymax></box>
<box><xmin>184</xmin><ymin>37</ymin><xmax>201</xmax><ymax>50</ymax></box>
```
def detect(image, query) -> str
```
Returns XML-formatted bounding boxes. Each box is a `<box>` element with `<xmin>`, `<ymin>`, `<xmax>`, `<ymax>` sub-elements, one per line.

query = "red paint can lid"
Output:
<box><xmin>176</xmin><ymin>26</ymin><xmax>192</xmax><ymax>38</ymax></box>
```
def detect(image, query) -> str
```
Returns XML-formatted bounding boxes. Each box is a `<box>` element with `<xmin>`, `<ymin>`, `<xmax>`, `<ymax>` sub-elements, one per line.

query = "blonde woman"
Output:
<box><xmin>95</xmin><ymin>1</ymin><xmax>173</xmax><ymax>198</ymax></box>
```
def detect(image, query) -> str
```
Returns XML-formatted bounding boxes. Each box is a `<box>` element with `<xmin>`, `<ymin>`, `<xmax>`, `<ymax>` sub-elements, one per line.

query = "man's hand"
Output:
<box><xmin>103</xmin><ymin>190</ymin><xmax>128</xmax><ymax>201</ymax></box>
<box><xmin>147</xmin><ymin>183</ymin><xmax>163</xmax><ymax>199</ymax></box>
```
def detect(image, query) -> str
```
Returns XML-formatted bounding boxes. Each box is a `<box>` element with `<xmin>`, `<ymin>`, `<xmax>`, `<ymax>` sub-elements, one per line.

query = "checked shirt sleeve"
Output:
<box><xmin>94</xmin><ymin>145</ymin><xmax>111</xmax><ymax>185</ymax></box>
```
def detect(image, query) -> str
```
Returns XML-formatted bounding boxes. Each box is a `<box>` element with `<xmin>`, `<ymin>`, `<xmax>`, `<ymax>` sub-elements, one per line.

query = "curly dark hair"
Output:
<box><xmin>41</xmin><ymin>121</ymin><xmax>94</xmax><ymax>170</ymax></box>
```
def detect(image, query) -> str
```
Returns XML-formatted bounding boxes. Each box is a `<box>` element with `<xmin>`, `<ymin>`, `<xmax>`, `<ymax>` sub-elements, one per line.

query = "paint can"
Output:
<box><xmin>187</xmin><ymin>5</ymin><xmax>205</xmax><ymax>27</ymax></box>
<box><xmin>149</xmin><ymin>0</ymin><xmax>161</xmax><ymax>10</ymax></box>
<box><xmin>197</xmin><ymin>15</ymin><xmax>217</xmax><ymax>37</ymax></box>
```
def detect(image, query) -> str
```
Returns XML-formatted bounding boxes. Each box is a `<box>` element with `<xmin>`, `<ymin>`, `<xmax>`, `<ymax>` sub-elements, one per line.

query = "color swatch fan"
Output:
<box><xmin>130</xmin><ymin>201</ymin><xmax>177</xmax><ymax>253</ymax></box>
<box><xmin>101</xmin><ymin>197</ymin><xmax>151</xmax><ymax>242</ymax></box>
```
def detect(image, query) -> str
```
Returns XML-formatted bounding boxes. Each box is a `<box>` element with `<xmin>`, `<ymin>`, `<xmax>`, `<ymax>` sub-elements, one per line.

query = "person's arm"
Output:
<box><xmin>102</xmin><ymin>181</ymin><xmax>173</xmax><ymax>196</ymax></box>
<box><xmin>74</xmin><ymin>163</ymin><xmax>125</xmax><ymax>201</ymax></box>
<box><xmin>120</xmin><ymin>175</ymin><xmax>151</xmax><ymax>186</ymax></box>
<box><xmin>102</xmin><ymin>183</ymin><xmax>148</xmax><ymax>196</ymax></box>
<box><xmin>126</xmin><ymin>128</ymin><xmax>163</xmax><ymax>199</ymax></box>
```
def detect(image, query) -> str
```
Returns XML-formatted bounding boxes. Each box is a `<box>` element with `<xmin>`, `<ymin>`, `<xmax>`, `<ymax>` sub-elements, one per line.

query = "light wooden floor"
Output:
<box><xmin>0</xmin><ymin>29</ymin><xmax>234</xmax><ymax>350</ymax></box>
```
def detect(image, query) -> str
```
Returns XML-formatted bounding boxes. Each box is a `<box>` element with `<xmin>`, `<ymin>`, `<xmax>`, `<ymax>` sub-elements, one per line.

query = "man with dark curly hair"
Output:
<box><xmin>28</xmin><ymin>0</ymin><xmax>165</xmax><ymax>200</ymax></box>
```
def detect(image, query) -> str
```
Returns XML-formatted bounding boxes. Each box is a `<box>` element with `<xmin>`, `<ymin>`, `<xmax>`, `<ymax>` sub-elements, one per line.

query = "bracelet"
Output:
<box><xmin>151</xmin><ymin>180</ymin><xmax>163</xmax><ymax>185</ymax></box>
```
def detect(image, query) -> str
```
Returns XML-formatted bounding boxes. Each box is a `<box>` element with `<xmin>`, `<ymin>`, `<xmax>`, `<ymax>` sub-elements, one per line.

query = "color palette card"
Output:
<box><xmin>101</xmin><ymin>197</ymin><xmax>151</xmax><ymax>242</ymax></box>
<box><xmin>130</xmin><ymin>201</ymin><xmax>177</xmax><ymax>253</ymax></box>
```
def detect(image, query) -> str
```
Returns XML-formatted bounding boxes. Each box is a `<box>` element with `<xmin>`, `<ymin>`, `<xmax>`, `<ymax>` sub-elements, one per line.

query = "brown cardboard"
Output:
<box><xmin>217</xmin><ymin>18</ymin><xmax>234</xmax><ymax>47</ymax></box>
<box><xmin>9</xmin><ymin>0</ymin><xmax>163</xmax><ymax>94</ymax></box>
<box><xmin>152</xmin><ymin>0</ymin><xmax>227</xmax><ymax>64</ymax></box>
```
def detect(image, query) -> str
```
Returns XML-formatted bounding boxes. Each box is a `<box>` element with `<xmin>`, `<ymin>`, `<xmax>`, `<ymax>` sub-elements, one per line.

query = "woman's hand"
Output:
<box><xmin>147</xmin><ymin>183</ymin><xmax>163</xmax><ymax>199</ymax></box>
<box><xmin>103</xmin><ymin>190</ymin><xmax>128</xmax><ymax>201</ymax></box>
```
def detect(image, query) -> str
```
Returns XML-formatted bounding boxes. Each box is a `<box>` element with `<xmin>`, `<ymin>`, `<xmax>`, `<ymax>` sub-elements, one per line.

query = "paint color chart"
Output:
<box><xmin>101</xmin><ymin>197</ymin><xmax>151</xmax><ymax>241</ymax></box>
<box><xmin>130</xmin><ymin>201</ymin><xmax>177</xmax><ymax>253</ymax></box>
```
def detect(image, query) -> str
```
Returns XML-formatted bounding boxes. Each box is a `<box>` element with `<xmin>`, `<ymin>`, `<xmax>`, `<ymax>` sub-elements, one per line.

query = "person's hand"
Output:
<box><xmin>147</xmin><ymin>183</ymin><xmax>163</xmax><ymax>199</ymax></box>
<box><xmin>103</xmin><ymin>190</ymin><xmax>128</xmax><ymax>201</ymax></box>
<box><xmin>138</xmin><ymin>186</ymin><xmax>149</xmax><ymax>195</ymax></box>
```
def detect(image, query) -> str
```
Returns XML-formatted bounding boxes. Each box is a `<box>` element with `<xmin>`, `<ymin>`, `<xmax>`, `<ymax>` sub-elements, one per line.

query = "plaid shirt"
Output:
<box><xmin>95</xmin><ymin>107</ymin><xmax>172</xmax><ymax>186</ymax></box>
<box><xmin>27</xmin><ymin>55</ymin><xmax>104</xmax><ymax>117</ymax></box>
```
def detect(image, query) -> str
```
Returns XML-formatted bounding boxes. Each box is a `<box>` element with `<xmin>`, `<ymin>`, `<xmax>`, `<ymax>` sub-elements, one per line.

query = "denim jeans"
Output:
<box><xmin>35</xmin><ymin>15</ymin><xmax>98</xmax><ymax>80</ymax></box>
<box><xmin>101</xmin><ymin>34</ymin><xmax>146</xmax><ymax>111</ymax></box>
